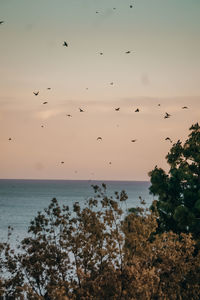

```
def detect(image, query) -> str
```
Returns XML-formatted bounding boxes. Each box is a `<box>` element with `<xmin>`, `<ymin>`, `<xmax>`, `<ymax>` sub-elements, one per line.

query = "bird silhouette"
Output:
<box><xmin>43</xmin><ymin>101</ymin><xmax>48</xmax><ymax>104</ymax></box>
<box><xmin>115</xmin><ymin>107</ymin><xmax>120</xmax><ymax>111</ymax></box>
<box><xmin>97</xmin><ymin>137</ymin><xmax>102</xmax><ymax>140</ymax></box>
<box><xmin>164</xmin><ymin>112</ymin><xmax>171</xmax><ymax>119</ymax></box>
<box><xmin>131</xmin><ymin>139</ymin><xmax>137</xmax><ymax>142</ymax></box>
<box><xmin>96</xmin><ymin>11</ymin><xmax>99</xmax><ymax>14</ymax></box>
<box><xmin>79</xmin><ymin>108</ymin><xmax>84</xmax><ymax>112</ymax></box>
<box><xmin>99</xmin><ymin>52</ymin><xmax>103</xmax><ymax>55</ymax></box>
<box><xmin>109</xmin><ymin>161</ymin><xmax>112</xmax><ymax>165</ymax></box>
<box><xmin>158</xmin><ymin>104</ymin><xmax>161</xmax><ymax>106</ymax></box>
<box><xmin>61</xmin><ymin>161</ymin><xmax>64</xmax><ymax>164</ymax></box>
<box><xmin>130</xmin><ymin>5</ymin><xmax>133</xmax><ymax>8</ymax></box>
<box><xmin>182</xmin><ymin>106</ymin><xmax>188</xmax><ymax>109</ymax></box>
<box><xmin>110</xmin><ymin>82</ymin><xmax>114</xmax><ymax>85</ymax></box>
<box><xmin>66</xmin><ymin>114</ymin><xmax>72</xmax><ymax>117</ymax></box>
<box><xmin>135</xmin><ymin>108</ymin><xmax>139</xmax><ymax>112</ymax></box>
<box><xmin>8</xmin><ymin>138</ymin><xmax>12</xmax><ymax>141</ymax></box>
<box><xmin>0</xmin><ymin>21</ymin><xmax>4</xmax><ymax>25</ymax></box>
<box><xmin>165</xmin><ymin>137</ymin><xmax>172</xmax><ymax>143</ymax></box>
<box><xmin>63</xmin><ymin>41</ymin><xmax>68</xmax><ymax>47</ymax></box>
<box><xmin>125</xmin><ymin>51</ymin><xmax>131</xmax><ymax>54</ymax></box>
<box><xmin>47</xmin><ymin>87</ymin><xmax>51</xmax><ymax>90</ymax></box>
<box><xmin>33</xmin><ymin>91</ymin><xmax>39</xmax><ymax>96</ymax></box>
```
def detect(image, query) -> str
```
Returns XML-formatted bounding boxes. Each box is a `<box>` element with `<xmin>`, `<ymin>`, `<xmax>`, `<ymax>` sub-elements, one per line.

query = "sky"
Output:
<box><xmin>0</xmin><ymin>0</ymin><xmax>200</xmax><ymax>181</ymax></box>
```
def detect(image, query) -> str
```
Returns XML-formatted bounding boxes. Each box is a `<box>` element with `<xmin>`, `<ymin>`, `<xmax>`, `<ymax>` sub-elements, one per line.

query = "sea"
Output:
<box><xmin>0</xmin><ymin>179</ymin><xmax>153</xmax><ymax>245</ymax></box>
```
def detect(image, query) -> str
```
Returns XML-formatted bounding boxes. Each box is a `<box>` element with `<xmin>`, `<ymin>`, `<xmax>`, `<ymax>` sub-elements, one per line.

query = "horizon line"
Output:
<box><xmin>0</xmin><ymin>178</ymin><xmax>150</xmax><ymax>183</ymax></box>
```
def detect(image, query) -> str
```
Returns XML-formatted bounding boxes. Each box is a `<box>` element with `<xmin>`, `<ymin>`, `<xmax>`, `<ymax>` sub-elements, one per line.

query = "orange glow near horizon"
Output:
<box><xmin>0</xmin><ymin>0</ymin><xmax>200</xmax><ymax>180</ymax></box>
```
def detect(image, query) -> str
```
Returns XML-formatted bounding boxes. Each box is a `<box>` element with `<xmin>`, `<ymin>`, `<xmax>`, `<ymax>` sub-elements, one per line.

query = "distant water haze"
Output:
<box><xmin>0</xmin><ymin>179</ymin><xmax>152</xmax><ymax>243</ymax></box>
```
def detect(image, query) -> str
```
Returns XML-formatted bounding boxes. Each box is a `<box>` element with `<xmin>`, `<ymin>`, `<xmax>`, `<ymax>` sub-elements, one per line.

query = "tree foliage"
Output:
<box><xmin>149</xmin><ymin>123</ymin><xmax>200</xmax><ymax>239</ymax></box>
<box><xmin>1</xmin><ymin>184</ymin><xmax>200</xmax><ymax>299</ymax></box>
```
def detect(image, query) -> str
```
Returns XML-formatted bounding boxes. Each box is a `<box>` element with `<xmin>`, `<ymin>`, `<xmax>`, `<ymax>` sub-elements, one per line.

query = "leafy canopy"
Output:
<box><xmin>1</xmin><ymin>184</ymin><xmax>200</xmax><ymax>299</ymax></box>
<box><xmin>149</xmin><ymin>123</ymin><xmax>200</xmax><ymax>239</ymax></box>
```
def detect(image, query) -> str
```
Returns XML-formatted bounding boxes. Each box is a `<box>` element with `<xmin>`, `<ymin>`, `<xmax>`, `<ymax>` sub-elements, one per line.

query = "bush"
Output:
<box><xmin>1</xmin><ymin>184</ymin><xmax>200</xmax><ymax>299</ymax></box>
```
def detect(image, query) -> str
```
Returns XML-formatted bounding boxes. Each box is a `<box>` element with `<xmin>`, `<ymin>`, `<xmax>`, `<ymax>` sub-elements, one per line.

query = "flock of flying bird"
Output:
<box><xmin>0</xmin><ymin>13</ymin><xmax>190</xmax><ymax>167</ymax></box>
<box><xmin>30</xmin><ymin>86</ymin><xmax>189</xmax><ymax>156</ymax></box>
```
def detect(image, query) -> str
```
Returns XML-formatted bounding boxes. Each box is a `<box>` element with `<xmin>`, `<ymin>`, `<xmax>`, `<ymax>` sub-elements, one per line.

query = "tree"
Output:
<box><xmin>0</xmin><ymin>185</ymin><xmax>128</xmax><ymax>299</ymax></box>
<box><xmin>149</xmin><ymin>123</ymin><xmax>200</xmax><ymax>240</ymax></box>
<box><xmin>1</xmin><ymin>184</ymin><xmax>200</xmax><ymax>299</ymax></box>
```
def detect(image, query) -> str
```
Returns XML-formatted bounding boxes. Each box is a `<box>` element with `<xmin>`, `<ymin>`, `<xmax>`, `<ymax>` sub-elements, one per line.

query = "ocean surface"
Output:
<box><xmin>0</xmin><ymin>179</ymin><xmax>153</xmax><ymax>244</ymax></box>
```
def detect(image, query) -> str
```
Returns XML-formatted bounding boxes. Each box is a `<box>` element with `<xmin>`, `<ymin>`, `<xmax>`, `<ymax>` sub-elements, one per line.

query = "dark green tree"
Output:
<box><xmin>149</xmin><ymin>123</ymin><xmax>200</xmax><ymax>240</ymax></box>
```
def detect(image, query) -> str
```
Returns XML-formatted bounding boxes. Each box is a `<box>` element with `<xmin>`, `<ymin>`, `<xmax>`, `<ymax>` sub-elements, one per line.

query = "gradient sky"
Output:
<box><xmin>0</xmin><ymin>0</ymin><xmax>200</xmax><ymax>180</ymax></box>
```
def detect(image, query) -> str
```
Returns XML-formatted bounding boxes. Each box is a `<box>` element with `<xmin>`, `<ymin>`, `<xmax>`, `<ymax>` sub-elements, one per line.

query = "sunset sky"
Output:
<box><xmin>0</xmin><ymin>0</ymin><xmax>200</xmax><ymax>181</ymax></box>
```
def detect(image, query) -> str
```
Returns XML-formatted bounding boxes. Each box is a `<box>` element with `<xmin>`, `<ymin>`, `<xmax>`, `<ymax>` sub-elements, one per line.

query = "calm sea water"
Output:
<box><xmin>0</xmin><ymin>179</ymin><xmax>153</xmax><ymax>243</ymax></box>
